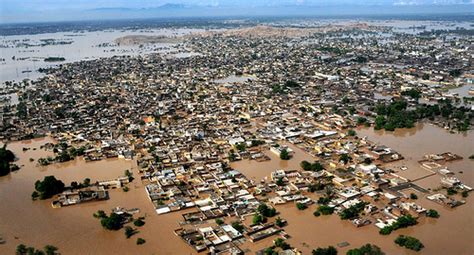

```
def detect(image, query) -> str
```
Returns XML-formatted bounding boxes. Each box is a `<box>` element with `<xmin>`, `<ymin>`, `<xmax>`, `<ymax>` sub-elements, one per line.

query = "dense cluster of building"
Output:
<box><xmin>1</xmin><ymin>22</ymin><xmax>473</xmax><ymax>253</ymax></box>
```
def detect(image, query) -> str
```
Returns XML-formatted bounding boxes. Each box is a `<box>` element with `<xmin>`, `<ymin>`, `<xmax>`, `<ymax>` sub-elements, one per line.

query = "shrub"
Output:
<box><xmin>296</xmin><ymin>203</ymin><xmax>307</xmax><ymax>210</ymax></box>
<box><xmin>312</xmin><ymin>246</ymin><xmax>338</xmax><ymax>255</ymax></box>
<box><xmin>136</xmin><ymin>238</ymin><xmax>146</xmax><ymax>245</ymax></box>
<box><xmin>133</xmin><ymin>218</ymin><xmax>145</xmax><ymax>227</ymax></box>
<box><xmin>394</xmin><ymin>235</ymin><xmax>424</xmax><ymax>251</ymax></box>
<box><xmin>426</xmin><ymin>209</ymin><xmax>439</xmax><ymax>218</ymax></box>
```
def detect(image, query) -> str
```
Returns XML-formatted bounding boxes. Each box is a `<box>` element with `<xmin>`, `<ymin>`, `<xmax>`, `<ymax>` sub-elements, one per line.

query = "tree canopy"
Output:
<box><xmin>34</xmin><ymin>176</ymin><xmax>65</xmax><ymax>199</ymax></box>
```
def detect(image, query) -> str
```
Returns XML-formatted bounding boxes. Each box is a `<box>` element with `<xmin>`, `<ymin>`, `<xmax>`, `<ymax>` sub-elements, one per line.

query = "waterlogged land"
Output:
<box><xmin>357</xmin><ymin>123</ymin><xmax>474</xmax><ymax>187</ymax></box>
<box><xmin>0</xmin><ymin>28</ymin><xmax>200</xmax><ymax>84</ymax></box>
<box><xmin>0</xmin><ymin>18</ymin><xmax>473</xmax><ymax>255</ymax></box>
<box><xmin>233</xmin><ymin>125</ymin><xmax>474</xmax><ymax>255</ymax></box>
<box><xmin>0</xmin><ymin>137</ymin><xmax>194</xmax><ymax>255</ymax></box>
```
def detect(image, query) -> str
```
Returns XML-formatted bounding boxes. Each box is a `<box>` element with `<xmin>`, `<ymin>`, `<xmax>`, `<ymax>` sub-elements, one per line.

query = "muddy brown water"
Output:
<box><xmin>235</xmin><ymin>124</ymin><xmax>474</xmax><ymax>255</ymax></box>
<box><xmin>0</xmin><ymin>137</ymin><xmax>194</xmax><ymax>255</ymax></box>
<box><xmin>1</xmin><ymin>123</ymin><xmax>473</xmax><ymax>254</ymax></box>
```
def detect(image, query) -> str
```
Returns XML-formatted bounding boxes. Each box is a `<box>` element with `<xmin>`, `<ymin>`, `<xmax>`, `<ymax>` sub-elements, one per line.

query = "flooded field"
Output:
<box><xmin>0</xmin><ymin>137</ymin><xmax>194</xmax><ymax>255</ymax></box>
<box><xmin>0</xmin><ymin>28</ymin><xmax>201</xmax><ymax>84</ymax></box>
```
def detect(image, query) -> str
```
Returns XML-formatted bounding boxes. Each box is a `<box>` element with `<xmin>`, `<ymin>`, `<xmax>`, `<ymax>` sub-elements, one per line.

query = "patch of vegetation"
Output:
<box><xmin>124</xmin><ymin>226</ymin><xmax>138</xmax><ymax>238</ymax></box>
<box><xmin>296</xmin><ymin>202</ymin><xmax>308</xmax><ymax>210</ymax></box>
<box><xmin>426</xmin><ymin>209</ymin><xmax>439</xmax><ymax>218</ymax></box>
<box><xmin>33</xmin><ymin>176</ymin><xmax>65</xmax><ymax>200</ymax></box>
<box><xmin>280</xmin><ymin>149</ymin><xmax>291</xmax><ymax>160</ymax></box>
<box><xmin>274</xmin><ymin>238</ymin><xmax>291</xmax><ymax>250</ymax></box>
<box><xmin>300</xmin><ymin>160</ymin><xmax>324</xmax><ymax>171</ymax></box>
<box><xmin>394</xmin><ymin>235</ymin><xmax>424</xmax><ymax>251</ymax></box>
<box><xmin>16</xmin><ymin>244</ymin><xmax>59</xmax><ymax>255</ymax></box>
<box><xmin>94</xmin><ymin>210</ymin><xmax>130</xmax><ymax>231</ymax></box>
<box><xmin>339</xmin><ymin>154</ymin><xmax>352</xmax><ymax>164</ymax></box>
<box><xmin>275</xmin><ymin>217</ymin><xmax>285</xmax><ymax>227</ymax></box>
<box><xmin>346</xmin><ymin>244</ymin><xmax>385</xmax><ymax>255</ymax></box>
<box><xmin>374</xmin><ymin>100</ymin><xmax>472</xmax><ymax>132</ymax></box>
<box><xmin>252</xmin><ymin>214</ymin><xmax>266</xmax><ymax>224</ymax></box>
<box><xmin>276</xmin><ymin>177</ymin><xmax>285</xmax><ymax>186</ymax></box>
<box><xmin>447</xmin><ymin>187</ymin><xmax>458</xmax><ymax>195</ymax></box>
<box><xmin>401</xmin><ymin>89</ymin><xmax>421</xmax><ymax>99</ymax></box>
<box><xmin>316</xmin><ymin>205</ymin><xmax>334</xmax><ymax>215</ymax></box>
<box><xmin>257</xmin><ymin>203</ymin><xmax>277</xmax><ymax>217</ymax></box>
<box><xmin>231</xmin><ymin>221</ymin><xmax>244</xmax><ymax>233</ymax></box>
<box><xmin>136</xmin><ymin>238</ymin><xmax>146</xmax><ymax>245</ymax></box>
<box><xmin>347</xmin><ymin>129</ymin><xmax>357</xmax><ymax>136</ymax></box>
<box><xmin>312</xmin><ymin>246</ymin><xmax>338</xmax><ymax>255</ymax></box>
<box><xmin>0</xmin><ymin>145</ymin><xmax>15</xmax><ymax>176</ymax></box>
<box><xmin>379</xmin><ymin>215</ymin><xmax>417</xmax><ymax>235</ymax></box>
<box><xmin>340</xmin><ymin>202</ymin><xmax>367</xmax><ymax>220</ymax></box>
<box><xmin>133</xmin><ymin>218</ymin><xmax>145</xmax><ymax>227</ymax></box>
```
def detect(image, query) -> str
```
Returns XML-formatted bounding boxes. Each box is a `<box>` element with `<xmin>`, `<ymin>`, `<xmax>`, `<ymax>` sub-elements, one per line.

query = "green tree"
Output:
<box><xmin>340</xmin><ymin>202</ymin><xmax>367</xmax><ymax>220</ymax></box>
<box><xmin>252</xmin><ymin>214</ymin><xmax>265</xmax><ymax>224</ymax></box>
<box><xmin>346</xmin><ymin>244</ymin><xmax>385</xmax><ymax>255</ymax></box>
<box><xmin>0</xmin><ymin>145</ymin><xmax>15</xmax><ymax>176</ymax></box>
<box><xmin>312</xmin><ymin>246</ymin><xmax>338</xmax><ymax>255</ymax></box>
<box><xmin>257</xmin><ymin>203</ymin><xmax>277</xmax><ymax>217</ymax></box>
<box><xmin>339</xmin><ymin>154</ymin><xmax>351</xmax><ymax>164</ymax></box>
<box><xmin>231</xmin><ymin>221</ymin><xmax>244</xmax><ymax>233</ymax></box>
<box><xmin>274</xmin><ymin>238</ymin><xmax>291</xmax><ymax>249</ymax></box>
<box><xmin>280</xmin><ymin>149</ymin><xmax>291</xmax><ymax>160</ymax></box>
<box><xmin>44</xmin><ymin>245</ymin><xmax>58</xmax><ymax>255</ymax></box>
<box><xmin>136</xmin><ymin>238</ymin><xmax>146</xmax><ymax>245</ymax></box>
<box><xmin>100</xmin><ymin>213</ymin><xmax>125</xmax><ymax>230</ymax></box>
<box><xmin>34</xmin><ymin>176</ymin><xmax>65</xmax><ymax>199</ymax></box>
<box><xmin>426</xmin><ymin>209</ymin><xmax>439</xmax><ymax>218</ymax></box>
<box><xmin>133</xmin><ymin>218</ymin><xmax>145</xmax><ymax>227</ymax></box>
<box><xmin>215</xmin><ymin>218</ymin><xmax>224</xmax><ymax>225</ymax></box>
<box><xmin>275</xmin><ymin>217</ymin><xmax>285</xmax><ymax>227</ymax></box>
<box><xmin>317</xmin><ymin>205</ymin><xmax>334</xmax><ymax>215</ymax></box>
<box><xmin>16</xmin><ymin>244</ymin><xmax>27</xmax><ymax>255</ymax></box>
<box><xmin>276</xmin><ymin>177</ymin><xmax>285</xmax><ymax>186</ymax></box>
<box><xmin>124</xmin><ymin>226</ymin><xmax>137</xmax><ymax>238</ymax></box>
<box><xmin>394</xmin><ymin>235</ymin><xmax>424</xmax><ymax>251</ymax></box>
<box><xmin>296</xmin><ymin>202</ymin><xmax>307</xmax><ymax>210</ymax></box>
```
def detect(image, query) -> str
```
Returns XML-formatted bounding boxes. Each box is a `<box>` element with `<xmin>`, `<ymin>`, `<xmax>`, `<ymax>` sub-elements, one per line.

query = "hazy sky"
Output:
<box><xmin>1</xmin><ymin>0</ymin><xmax>472</xmax><ymax>23</ymax></box>
<box><xmin>2</xmin><ymin>0</ymin><xmax>473</xmax><ymax>12</ymax></box>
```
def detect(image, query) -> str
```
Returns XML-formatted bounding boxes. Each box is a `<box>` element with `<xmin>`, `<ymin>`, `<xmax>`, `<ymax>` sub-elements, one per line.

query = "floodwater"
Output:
<box><xmin>0</xmin><ymin>137</ymin><xmax>195</xmax><ymax>255</ymax></box>
<box><xmin>357</xmin><ymin>123</ymin><xmax>474</xmax><ymax>187</ymax></box>
<box><xmin>234</xmin><ymin>124</ymin><xmax>474</xmax><ymax>254</ymax></box>
<box><xmin>0</xmin><ymin>28</ymin><xmax>200</xmax><ymax>84</ymax></box>
<box><xmin>1</xmin><ymin>123</ymin><xmax>473</xmax><ymax>254</ymax></box>
<box><xmin>231</xmin><ymin>143</ymin><xmax>313</xmax><ymax>182</ymax></box>
<box><xmin>214</xmin><ymin>75</ymin><xmax>256</xmax><ymax>84</ymax></box>
<box><xmin>448</xmin><ymin>84</ymin><xmax>473</xmax><ymax>98</ymax></box>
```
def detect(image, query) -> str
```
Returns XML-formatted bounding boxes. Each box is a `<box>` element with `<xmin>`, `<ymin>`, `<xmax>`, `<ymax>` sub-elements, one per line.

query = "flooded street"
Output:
<box><xmin>0</xmin><ymin>137</ymin><xmax>194</xmax><ymax>255</ymax></box>
<box><xmin>234</xmin><ymin>124</ymin><xmax>474</xmax><ymax>255</ymax></box>
<box><xmin>1</xmin><ymin>125</ymin><xmax>473</xmax><ymax>254</ymax></box>
<box><xmin>357</xmin><ymin>123</ymin><xmax>474</xmax><ymax>187</ymax></box>
<box><xmin>231</xmin><ymin>143</ymin><xmax>314</xmax><ymax>182</ymax></box>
